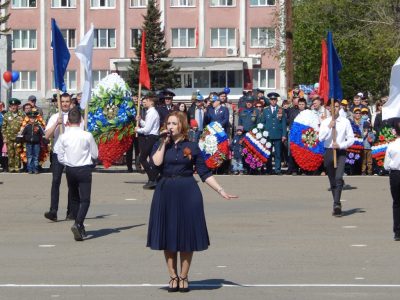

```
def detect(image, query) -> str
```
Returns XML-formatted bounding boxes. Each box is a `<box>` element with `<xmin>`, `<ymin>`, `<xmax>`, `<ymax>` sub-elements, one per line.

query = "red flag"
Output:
<box><xmin>318</xmin><ymin>39</ymin><xmax>329</xmax><ymax>103</ymax></box>
<box><xmin>139</xmin><ymin>31</ymin><xmax>151</xmax><ymax>89</ymax></box>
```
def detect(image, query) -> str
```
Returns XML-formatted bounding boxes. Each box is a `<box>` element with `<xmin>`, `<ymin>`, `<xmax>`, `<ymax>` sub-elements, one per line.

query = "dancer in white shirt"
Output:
<box><xmin>319</xmin><ymin>99</ymin><xmax>354</xmax><ymax>217</ymax></box>
<box><xmin>55</xmin><ymin>107</ymin><xmax>98</xmax><ymax>241</ymax></box>
<box><xmin>384</xmin><ymin>119</ymin><xmax>400</xmax><ymax>241</ymax></box>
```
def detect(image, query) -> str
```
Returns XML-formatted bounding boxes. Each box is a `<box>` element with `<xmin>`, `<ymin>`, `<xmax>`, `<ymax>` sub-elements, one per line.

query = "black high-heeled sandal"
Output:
<box><xmin>168</xmin><ymin>276</ymin><xmax>179</xmax><ymax>293</ymax></box>
<box><xmin>179</xmin><ymin>276</ymin><xmax>190</xmax><ymax>293</ymax></box>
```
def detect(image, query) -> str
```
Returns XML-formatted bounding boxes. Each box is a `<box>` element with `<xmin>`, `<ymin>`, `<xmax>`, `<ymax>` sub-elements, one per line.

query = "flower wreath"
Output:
<box><xmin>198</xmin><ymin>122</ymin><xmax>229</xmax><ymax>169</ymax></box>
<box><xmin>372</xmin><ymin>126</ymin><xmax>396</xmax><ymax>168</ymax></box>
<box><xmin>289</xmin><ymin>110</ymin><xmax>325</xmax><ymax>171</ymax></box>
<box><xmin>346</xmin><ymin>121</ymin><xmax>363</xmax><ymax>165</ymax></box>
<box><xmin>87</xmin><ymin>73</ymin><xmax>136</xmax><ymax>168</ymax></box>
<box><xmin>241</xmin><ymin>123</ymin><xmax>271</xmax><ymax>170</ymax></box>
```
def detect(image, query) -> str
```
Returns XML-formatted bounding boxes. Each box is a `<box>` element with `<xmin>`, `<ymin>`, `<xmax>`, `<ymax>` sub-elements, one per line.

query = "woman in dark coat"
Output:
<box><xmin>147</xmin><ymin>111</ymin><xmax>237</xmax><ymax>293</ymax></box>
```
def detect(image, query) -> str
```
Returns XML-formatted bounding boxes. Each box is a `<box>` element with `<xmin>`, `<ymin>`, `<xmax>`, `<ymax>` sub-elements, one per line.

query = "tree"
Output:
<box><xmin>127</xmin><ymin>0</ymin><xmax>179</xmax><ymax>93</ymax></box>
<box><xmin>0</xmin><ymin>0</ymin><xmax>11</xmax><ymax>34</ymax></box>
<box><xmin>292</xmin><ymin>0</ymin><xmax>400</xmax><ymax>99</ymax></box>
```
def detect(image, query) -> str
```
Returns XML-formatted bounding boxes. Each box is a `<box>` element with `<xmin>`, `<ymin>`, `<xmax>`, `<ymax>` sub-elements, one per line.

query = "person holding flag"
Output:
<box><xmin>318</xmin><ymin>32</ymin><xmax>354</xmax><ymax>217</ymax></box>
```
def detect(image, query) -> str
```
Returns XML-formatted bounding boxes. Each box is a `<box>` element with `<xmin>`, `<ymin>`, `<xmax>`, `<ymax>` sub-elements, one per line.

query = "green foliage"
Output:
<box><xmin>127</xmin><ymin>0</ymin><xmax>180</xmax><ymax>93</ymax></box>
<box><xmin>293</xmin><ymin>0</ymin><xmax>400</xmax><ymax>99</ymax></box>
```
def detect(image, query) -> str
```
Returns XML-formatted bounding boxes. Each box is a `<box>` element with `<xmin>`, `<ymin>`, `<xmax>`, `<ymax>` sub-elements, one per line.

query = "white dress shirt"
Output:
<box><xmin>384</xmin><ymin>138</ymin><xmax>400</xmax><ymax>171</ymax></box>
<box><xmin>46</xmin><ymin>112</ymin><xmax>84</xmax><ymax>154</ymax></box>
<box><xmin>137</xmin><ymin>106</ymin><xmax>160</xmax><ymax>135</ymax></box>
<box><xmin>54</xmin><ymin>127</ymin><xmax>98</xmax><ymax>167</ymax></box>
<box><xmin>319</xmin><ymin>115</ymin><xmax>355</xmax><ymax>149</ymax></box>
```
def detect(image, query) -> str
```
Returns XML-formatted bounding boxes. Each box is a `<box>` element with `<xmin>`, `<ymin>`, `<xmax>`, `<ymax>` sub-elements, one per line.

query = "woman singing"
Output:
<box><xmin>147</xmin><ymin>111</ymin><xmax>237</xmax><ymax>293</ymax></box>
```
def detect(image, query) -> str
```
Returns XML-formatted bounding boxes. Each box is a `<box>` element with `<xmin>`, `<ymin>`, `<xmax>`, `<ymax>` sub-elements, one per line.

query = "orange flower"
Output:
<box><xmin>183</xmin><ymin>147</ymin><xmax>192</xmax><ymax>160</ymax></box>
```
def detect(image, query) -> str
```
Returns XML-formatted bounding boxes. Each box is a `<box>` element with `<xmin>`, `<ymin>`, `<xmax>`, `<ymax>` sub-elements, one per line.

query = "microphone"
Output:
<box><xmin>160</xmin><ymin>129</ymin><xmax>173</xmax><ymax>138</ymax></box>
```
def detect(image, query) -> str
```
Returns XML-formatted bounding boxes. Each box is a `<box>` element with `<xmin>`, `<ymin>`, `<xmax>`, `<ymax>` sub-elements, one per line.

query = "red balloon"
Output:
<box><xmin>3</xmin><ymin>71</ymin><xmax>12</xmax><ymax>83</ymax></box>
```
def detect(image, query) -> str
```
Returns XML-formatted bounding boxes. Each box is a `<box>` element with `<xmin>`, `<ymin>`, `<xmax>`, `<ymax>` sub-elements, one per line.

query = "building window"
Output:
<box><xmin>170</xmin><ymin>0</ymin><xmax>195</xmax><ymax>7</ymax></box>
<box><xmin>51</xmin><ymin>0</ymin><xmax>76</xmax><ymax>7</ymax></box>
<box><xmin>90</xmin><ymin>0</ymin><xmax>115</xmax><ymax>8</ymax></box>
<box><xmin>130</xmin><ymin>0</ymin><xmax>148</xmax><ymax>7</ymax></box>
<box><xmin>172</xmin><ymin>28</ymin><xmax>195</xmax><ymax>48</ymax></box>
<box><xmin>12</xmin><ymin>30</ymin><xmax>37</xmax><ymax>49</ymax></box>
<box><xmin>12</xmin><ymin>71</ymin><xmax>36</xmax><ymax>90</ymax></box>
<box><xmin>11</xmin><ymin>0</ymin><xmax>36</xmax><ymax>8</ymax></box>
<box><xmin>175</xmin><ymin>73</ymin><xmax>193</xmax><ymax>88</ymax></box>
<box><xmin>193</xmin><ymin>70</ymin><xmax>242</xmax><ymax>88</ymax></box>
<box><xmin>52</xmin><ymin>70</ymin><xmax>77</xmax><ymax>91</ymax></box>
<box><xmin>227</xmin><ymin>70</ymin><xmax>242</xmax><ymax>88</ymax></box>
<box><xmin>94</xmin><ymin>29</ymin><xmax>116</xmax><ymax>48</ymax></box>
<box><xmin>210</xmin><ymin>28</ymin><xmax>235</xmax><ymax>48</ymax></box>
<box><xmin>250</xmin><ymin>0</ymin><xmax>275</xmax><ymax>6</ymax></box>
<box><xmin>210</xmin><ymin>0</ymin><xmax>235</xmax><ymax>6</ymax></box>
<box><xmin>92</xmin><ymin>70</ymin><xmax>109</xmax><ymax>87</ymax></box>
<box><xmin>250</xmin><ymin>27</ymin><xmax>275</xmax><ymax>48</ymax></box>
<box><xmin>130</xmin><ymin>29</ymin><xmax>142</xmax><ymax>48</ymax></box>
<box><xmin>61</xmin><ymin>29</ymin><xmax>76</xmax><ymax>48</ymax></box>
<box><xmin>253</xmin><ymin>69</ymin><xmax>275</xmax><ymax>89</ymax></box>
<box><xmin>193</xmin><ymin>71</ymin><xmax>209</xmax><ymax>88</ymax></box>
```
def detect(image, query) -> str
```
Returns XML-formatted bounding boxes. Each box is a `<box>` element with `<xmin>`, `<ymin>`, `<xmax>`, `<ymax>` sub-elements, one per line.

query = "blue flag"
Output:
<box><xmin>327</xmin><ymin>31</ymin><xmax>343</xmax><ymax>100</ymax></box>
<box><xmin>51</xmin><ymin>18</ymin><xmax>70</xmax><ymax>92</ymax></box>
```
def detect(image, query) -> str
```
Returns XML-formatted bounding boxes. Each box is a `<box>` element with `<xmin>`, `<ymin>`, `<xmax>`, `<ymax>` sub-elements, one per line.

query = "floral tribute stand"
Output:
<box><xmin>242</xmin><ymin>123</ymin><xmax>271</xmax><ymax>172</ymax></box>
<box><xmin>289</xmin><ymin>110</ymin><xmax>325</xmax><ymax>171</ymax></box>
<box><xmin>372</xmin><ymin>126</ymin><xmax>396</xmax><ymax>170</ymax></box>
<box><xmin>345</xmin><ymin>122</ymin><xmax>364</xmax><ymax>166</ymax></box>
<box><xmin>198</xmin><ymin>122</ymin><xmax>229</xmax><ymax>169</ymax></box>
<box><xmin>87</xmin><ymin>73</ymin><xmax>136</xmax><ymax>168</ymax></box>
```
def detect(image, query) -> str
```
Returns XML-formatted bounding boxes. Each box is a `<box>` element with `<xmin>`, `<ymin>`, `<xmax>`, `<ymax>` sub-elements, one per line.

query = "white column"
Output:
<box><xmin>279</xmin><ymin>0</ymin><xmax>287</xmax><ymax>94</ymax></box>
<box><xmin>80</xmin><ymin>0</ymin><xmax>86</xmax><ymax>91</ymax></box>
<box><xmin>199</xmin><ymin>0</ymin><xmax>205</xmax><ymax>57</ymax></box>
<box><xmin>119</xmin><ymin>0</ymin><xmax>125</xmax><ymax>58</ymax></box>
<box><xmin>40</xmin><ymin>0</ymin><xmax>46</xmax><ymax>97</ymax></box>
<box><xmin>239</xmin><ymin>0</ymin><xmax>246</xmax><ymax>57</ymax></box>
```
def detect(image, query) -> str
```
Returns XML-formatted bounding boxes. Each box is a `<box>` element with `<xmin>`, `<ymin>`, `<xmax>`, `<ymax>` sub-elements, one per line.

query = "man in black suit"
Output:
<box><xmin>157</xmin><ymin>90</ymin><xmax>176</xmax><ymax>125</ymax></box>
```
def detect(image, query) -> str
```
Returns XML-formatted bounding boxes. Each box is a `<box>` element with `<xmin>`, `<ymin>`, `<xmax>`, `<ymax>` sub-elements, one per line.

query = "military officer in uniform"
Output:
<box><xmin>262</xmin><ymin>92</ymin><xmax>287</xmax><ymax>175</ymax></box>
<box><xmin>1</xmin><ymin>98</ymin><xmax>24</xmax><ymax>172</ymax></box>
<box><xmin>157</xmin><ymin>90</ymin><xmax>177</xmax><ymax>125</ymax></box>
<box><xmin>238</xmin><ymin>96</ymin><xmax>260</xmax><ymax>133</ymax></box>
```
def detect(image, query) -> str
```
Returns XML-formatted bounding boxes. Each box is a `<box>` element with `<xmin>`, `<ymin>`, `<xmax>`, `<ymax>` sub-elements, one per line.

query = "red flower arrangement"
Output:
<box><xmin>290</xmin><ymin>143</ymin><xmax>324</xmax><ymax>171</ymax></box>
<box><xmin>204</xmin><ymin>140</ymin><xmax>229</xmax><ymax>169</ymax></box>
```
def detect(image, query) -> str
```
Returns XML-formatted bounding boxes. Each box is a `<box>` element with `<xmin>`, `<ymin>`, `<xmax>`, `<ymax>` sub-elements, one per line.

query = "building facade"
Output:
<box><xmin>7</xmin><ymin>0</ymin><xmax>286</xmax><ymax>102</ymax></box>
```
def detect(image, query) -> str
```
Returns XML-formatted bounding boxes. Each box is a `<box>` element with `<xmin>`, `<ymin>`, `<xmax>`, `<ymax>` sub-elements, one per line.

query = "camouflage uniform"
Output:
<box><xmin>2</xmin><ymin>110</ymin><xmax>24</xmax><ymax>172</ymax></box>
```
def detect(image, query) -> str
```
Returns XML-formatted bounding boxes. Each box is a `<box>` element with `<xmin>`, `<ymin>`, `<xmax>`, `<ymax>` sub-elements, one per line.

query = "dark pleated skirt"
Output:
<box><xmin>146</xmin><ymin>176</ymin><xmax>210</xmax><ymax>252</ymax></box>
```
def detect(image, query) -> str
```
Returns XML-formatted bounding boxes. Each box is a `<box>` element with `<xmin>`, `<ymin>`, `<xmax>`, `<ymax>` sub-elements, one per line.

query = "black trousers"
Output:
<box><xmin>126</xmin><ymin>135</ymin><xmax>140</xmax><ymax>170</ymax></box>
<box><xmin>390</xmin><ymin>170</ymin><xmax>400</xmax><ymax>234</ymax></box>
<box><xmin>50</xmin><ymin>154</ymin><xmax>66</xmax><ymax>213</ymax></box>
<box><xmin>324</xmin><ymin>148</ymin><xmax>346</xmax><ymax>207</ymax></box>
<box><xmin>66</xmin><ymin>165</ymin><xmax>92</xmax><ymax>226</ymax></box>
<box><xmin>138</xmin><ymin>134</ymin><xmax>159</xmax><ymax>182</ymax></box>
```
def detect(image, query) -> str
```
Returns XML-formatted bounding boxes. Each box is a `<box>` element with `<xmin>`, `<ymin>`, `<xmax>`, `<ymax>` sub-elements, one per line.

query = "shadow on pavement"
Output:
<box><xmin>342</xmin><ymin>208</ymin><xmax>366</xmax><ymax>217</ymax></box>
<box><xmin>85</xmin><ymin>224</ymin><xmax>145</xmax><ymax>240</ymax></box>
<box><xmin>124</xmin><ymin>181</ymin><xmax>148</xmax><ymax>184</ymax></box>
<box><xmin>328</xmin><ymin>184</ymin><xmax>358</xmax><ymax>191</ymax></box>
<box><xmin>159</xmin><ymin>279</ymin><xmax>241</xmax><ymax>291</ymax></box>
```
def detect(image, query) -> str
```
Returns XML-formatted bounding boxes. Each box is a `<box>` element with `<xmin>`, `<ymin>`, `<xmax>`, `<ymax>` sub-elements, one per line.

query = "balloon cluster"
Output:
<box><xmin>2</xmin><ymin>71</ymin><xmax>19</xmax><ymax>90</ymax></box>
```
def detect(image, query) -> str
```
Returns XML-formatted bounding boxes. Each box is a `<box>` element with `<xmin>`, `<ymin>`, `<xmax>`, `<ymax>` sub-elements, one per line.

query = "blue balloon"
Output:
<box><xmin>11</xmin><ymin>71</ymin><xmax>19</xmax><ymax>83</ymax></box>
<box><xmin>224</xmin><ymin>87</ymin><xmax>230</xmax><ymax>94</ymax></box>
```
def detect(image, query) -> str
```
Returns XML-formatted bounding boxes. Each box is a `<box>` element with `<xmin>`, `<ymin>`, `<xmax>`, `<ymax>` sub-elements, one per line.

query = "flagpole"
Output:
<box><xmin>57</xmin><ymin>89</ymin><xmax>63</xmax><ymax>134</ymax></box>
<box><xmin>84</xmin><ymin>107</ymin><xmax>89</xmax><ymax>131</ymax></box>
<box><xmin>331</xmin><ymin>98</ymin><xmax>337</xmax><ymax>168</ymax></box>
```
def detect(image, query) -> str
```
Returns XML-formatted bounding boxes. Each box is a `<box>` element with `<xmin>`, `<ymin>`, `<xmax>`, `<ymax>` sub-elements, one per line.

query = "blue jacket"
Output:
<box><xmin>205</xmin><ymin>105</ymin><xmax>229</xmax><ymax>132</ymax></box>
<box><xmin>263</xmin><ymin>106</ymin><xmax>287</xmax><ymax>139</ymax></box>
<box><xmin>230</xmin><ymin>134</ymin><xmax>244</xmax><ymax>159</ymax></box>
<box><xmin>238</xmin><ymin>108</ymin><xmax>260</xmax><ymax>132</ymax></box>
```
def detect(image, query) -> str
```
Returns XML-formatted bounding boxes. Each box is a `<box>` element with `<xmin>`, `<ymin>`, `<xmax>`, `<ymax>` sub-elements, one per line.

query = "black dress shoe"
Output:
<box><xmin>71</xmin><ymin>224</ymin><xmax>84</xmax><ymax>241</ymax></box>
<box><xmin>127</xmin><ymin>168</ymin><xmax>134</xmax><ymax>173</ymax></box>
<box><xmin>44</xmin><ymin>211</ymin><xmax>58</xmax><ymax>222</ymax></box>
<box><xmin>65</xmin><ymin>214</ymin><xmax>76</xmax><ymax>221</ymax></box>
<box><xmin>394</xmin><ymin>232</ymin><xmax>400</xmax><ymax>241</ymax></box>
<box><xmin>332</xmin><ymin>205</ymin><xmax>342</xmax><ymax>217</ymax></box>
<box><xmin>143</xmin><ymin>181</ymin><xmax>157</xmax><ymax>190</ymax></box>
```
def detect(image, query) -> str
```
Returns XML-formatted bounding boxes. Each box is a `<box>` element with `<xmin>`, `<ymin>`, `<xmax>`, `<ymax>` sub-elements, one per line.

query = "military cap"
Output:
<box><xmin>28</xmin><ymin>95</ymin><xmax>37</xmax><ymax>102</ymax></box>
<box><xmin>267</xmin><ymin>92</ymin><xmax>280</xmax><ymax>100</ymax></box>
<box><xmin>160</xmin><ymin>89</ymin><xmax>175</xmax><ymax>99</ymax></box>
<box><xmin>26</xmin><ymin>111</ymin><xmax>39</xmax><ymax>118</ymax></box>
<box><xmin>9</xmin><ymin>98</ymin><xmax>21</xmax><ymax>105</ymax></box>
<box><xmin>256</xmin><ymin>88</ymin><xmax>265</xmax><ymax>94</ymax></box>
<box><xmin>353</xmin><ymin>107</ymin><xmax>361</xmax><ymax>113</ymax></box>
<box><xmin>245</xmin><ymin>96</ymin><xmax>255</xmax><ymax>103</ymax></box>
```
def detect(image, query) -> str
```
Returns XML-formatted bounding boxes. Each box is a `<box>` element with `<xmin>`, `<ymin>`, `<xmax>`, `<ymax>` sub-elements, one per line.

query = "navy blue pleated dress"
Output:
<box><xmin>146</xmin><ymin>140</ymin><xmax>212</xmax><ymax>252</ymax></box>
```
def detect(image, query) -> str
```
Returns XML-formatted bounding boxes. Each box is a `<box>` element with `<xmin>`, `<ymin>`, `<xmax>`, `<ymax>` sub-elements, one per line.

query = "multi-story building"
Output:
<box><xmin>6</xmin><ymin>0</ymin><xmax>286</xmax><ymax>102</ymax></box>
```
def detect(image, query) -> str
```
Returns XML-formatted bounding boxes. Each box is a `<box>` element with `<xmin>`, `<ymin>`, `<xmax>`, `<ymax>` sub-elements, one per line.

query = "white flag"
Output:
<box><xmin>383</xmin><ymin>56</ymin><xmax>400</xmax><ymax>120</ymax></box>
<box><xmin>75</xmin><ymin>25</ymin><xmax>94</xmax><ymax>110</ymax></box>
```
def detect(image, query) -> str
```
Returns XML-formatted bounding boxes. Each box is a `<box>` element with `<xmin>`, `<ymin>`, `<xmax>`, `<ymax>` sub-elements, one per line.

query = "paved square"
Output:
<box><xmin>0</xmin><ymin>172</ymin><xmax>399</xmax><ymax>299</ymax></box>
